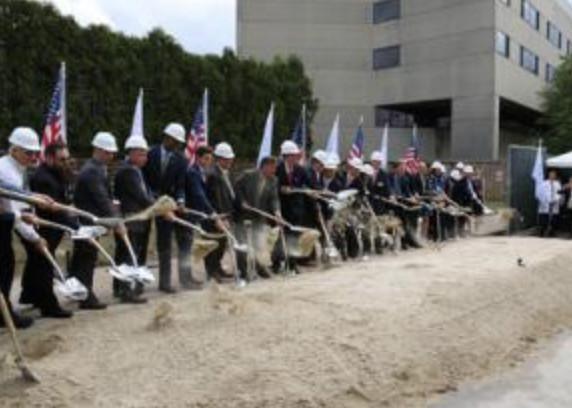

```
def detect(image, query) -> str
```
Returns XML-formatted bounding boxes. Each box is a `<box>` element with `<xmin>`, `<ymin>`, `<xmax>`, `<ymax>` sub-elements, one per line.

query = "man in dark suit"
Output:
<box><xmin>70</xmin><ymin>132</ymin><xmax>123</xmax><ymax>310</ymax></box>
<box><xmin>276</xmin><ymin>140</ymin><xmax>309</xmax><ymax>227</ymax></box>
<box><xmin>143</xmin><ymin>123</ymin><xmax>190</xmax><ymax>293</ymax></box>
<box><xmin>205</xmin><ymin>143</ymin><xmax>239</xmax><ymax>283</ymax></box>
<box><xmin>234</xmin><ymin>156</ymin><xmax>281</xmax><ymax>278</ymax></box>
<box><xmin>185</xmin><ymin>145</ymin><xmax>223</xmax><ymax>286</ymax></box>
<box><xmin>368</xmin><ymin>151</ymin><xmax>391</xmax><ymax>215</ymax></box>
<box><xmin>113</xmin><ymin>136</ymin><xmax>154</xmax><ymax>303</ymax></box>
<box><xmin>20</xmin><ymin>142</ymin><xmax>76</xmax><ymax>318</ymax></box>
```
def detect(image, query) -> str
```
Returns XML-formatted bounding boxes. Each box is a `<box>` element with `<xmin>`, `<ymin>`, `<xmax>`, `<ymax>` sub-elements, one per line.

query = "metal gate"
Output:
<box><xmin>507</xmin><ymin>144</ymin><xmax>545</xmax><ymax>229</ymax></box>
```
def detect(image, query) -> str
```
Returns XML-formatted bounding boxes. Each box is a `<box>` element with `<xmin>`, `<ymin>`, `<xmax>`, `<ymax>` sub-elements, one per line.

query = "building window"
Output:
<box><xmin>545</xmin><ymin>63</ymin><xmax>556</xmax><ymax>83</ymax></box>
<box><xmin>547</xmin><ymin>22</ymin><xmax>562</xmax><ymax>49</ymax></box>
<box><xmin>521</xmin><ymin>0</ymin><xmax>539</xmax><ymax>30</ymax></box>
<box><xmin>496</xmin><ymin>31</ymin><xmax>510</xmax><ymax>57</ymax></box>
<box><xmin>520</xmin><ymin>46</ymin><xmax>539</xmax><ymax>75</ymax></box>
<box><xmin>375</xmin><ymin>108</ymin><xmax>414</xmax><ymax>128</ymax></box>
<box><xmin>373</xmin><ymin>45</ymin><xmax>400</xmax><ymax>70</ymax></box>
<box><xmin>498</xmin><ymin>0</ymin><xmax>510</xmax><ymax>6</ymax></box>
<box><xmin>373</xmin><ymin>0</ymin><xmax>400</xmax><ymax>24</ymax></box>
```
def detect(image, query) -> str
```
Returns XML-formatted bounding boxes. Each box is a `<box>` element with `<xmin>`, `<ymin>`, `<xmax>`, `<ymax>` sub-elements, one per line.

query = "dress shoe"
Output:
<box><xmin>120</xmin><ymin>292</ymin><xmax>148</xmax><ymax>304</ymax></box>
<box><xmin>0</xmin><ymin>313</ymin><xmax>34</xmax><ymax>329</ymax></box>
<box><xmin>79</xmin><ymin>297</ymin><xmax>108</xmax><ymax>310</ymax></box>
<box><xmin>159</xmin><ymin>286</ymin><xmax>177</xmax><ymax>295</ymax></box>
<box><xmin>41</xmin><ymin>308</ymin><xmax>74</xmax><ymax>319</ymax></box>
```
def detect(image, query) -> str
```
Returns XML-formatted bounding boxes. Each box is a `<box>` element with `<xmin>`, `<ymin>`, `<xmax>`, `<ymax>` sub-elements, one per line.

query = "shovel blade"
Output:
<box><xmin>109</xmin><ymin>265</ymin><xmax>137</xmax><ymax>283</ymax></box>
<box><xmin>71</xmin><ymin>226</ymin><xmax>108</xmax><ymax>240</ymax></box>
<box><xmin>131</xmin><ymin>266</ymin><xmax>155</xmax><ymax>285</ymax></box>
<box><xmin>53</xmin><ymin>278</ymin><xmax>89</xmax><ymax>301</ymax></box>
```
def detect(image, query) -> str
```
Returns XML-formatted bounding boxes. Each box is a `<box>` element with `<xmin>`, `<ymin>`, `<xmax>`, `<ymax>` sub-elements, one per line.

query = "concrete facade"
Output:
<box><xmin>237</xmin><ymin>0</ymin><xmax>572</xmax><ymax>161</ymax></box>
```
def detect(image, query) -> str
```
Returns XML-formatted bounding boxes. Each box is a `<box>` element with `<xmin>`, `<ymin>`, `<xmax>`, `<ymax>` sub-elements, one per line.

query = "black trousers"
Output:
<box><xmin>114</xmin><ymin>221</ymin><xmax>151</xmax><ymax>295</ymax></box>
<box><xmin>69</xmin><ymin>239</ymin><xmax>99</xmax><ymax>299</ymax></box>
<box><xmin>203</xmin><ymin>220</ymin><xmax>228</xmax><ymax>279</ymax></box>
<box><xmin>539</xmin><ymin>213</ymin><xmax>558</xmax><ymax>237</ymax></box>
<box><xmin>0</xmin><ymin>218</ymin><xmax>16</xmax><ymax>314</ymax></box>
<box><xmin>155</xmin><ymin>218</ymin><xmax>192</xmax><ymax>289</ymax></box>
<box><xmin>20</xmin><ymin>228</ymin><xmax>64</xmax><ymax>311</ymax></box>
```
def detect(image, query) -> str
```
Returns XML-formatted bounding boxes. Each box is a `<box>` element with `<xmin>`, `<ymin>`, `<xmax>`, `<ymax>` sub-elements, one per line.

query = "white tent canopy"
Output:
<box><xmin>546</xmin><ymin>151</ymin><xmax>572</xmax><ymax>168</ymax></box>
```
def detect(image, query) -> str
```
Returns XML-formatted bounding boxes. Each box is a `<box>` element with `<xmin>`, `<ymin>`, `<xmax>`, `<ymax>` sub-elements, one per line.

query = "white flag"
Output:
<box><xmin>380</xmin><ymin>122</ymin><xmax>389</xmax><ymax>170</ymax></box>
<box><xmin>203</xmin><ymin>88</ymin><xmax>209</xmax><ymax>145</ymax></box>
<box><xmin>257</xmin><ymin>103</ymin><xmax>275</xmax><ymax>167</ymax></box>
<box><xmin>531</xmin><ymin>140</ymin><xmax>544</xmax><ymax>201</ymax></box>
<box><xmin>325</xmin><ymin>113</ymin><xmax>340</xmax><ymax>156</ymax></box>
<box><xmin>130</xmin><ymin>88</ymin><xmax>144</xmax><ymax>137</ymax></box>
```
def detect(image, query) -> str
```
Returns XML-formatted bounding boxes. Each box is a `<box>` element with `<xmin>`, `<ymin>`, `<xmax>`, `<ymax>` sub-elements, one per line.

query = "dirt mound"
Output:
<box><xmin>1</xmin><ymin>237</ymin><xmax>572</xmax><ymax>407</ymax></box>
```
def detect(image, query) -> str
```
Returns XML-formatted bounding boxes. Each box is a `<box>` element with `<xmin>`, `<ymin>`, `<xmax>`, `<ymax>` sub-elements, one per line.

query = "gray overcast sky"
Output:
<box><xmin>39</xmin><ymin>0</ymin><xmax>236</xmax><ymax>55</ymax></box>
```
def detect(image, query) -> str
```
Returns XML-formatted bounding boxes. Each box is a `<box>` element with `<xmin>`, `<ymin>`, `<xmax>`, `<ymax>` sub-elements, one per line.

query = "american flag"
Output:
<box><xmin>348</xmin><ymin>118</ymin><xmax>365</xmax><ymax>160</ymax></box>
<box><xmin>403</xmin><ymin>124</ymin><xmax>420</xmax><ymax>173</ymax></box>
<box><xmin>185</xmin><ymin>89</ymin><xmax>209</xmax><ymax>163</ymax></box>
<box><xmin>41</xmin><ymin>62</ymin><xmax>66</xmax><ymax>158</ymax></box>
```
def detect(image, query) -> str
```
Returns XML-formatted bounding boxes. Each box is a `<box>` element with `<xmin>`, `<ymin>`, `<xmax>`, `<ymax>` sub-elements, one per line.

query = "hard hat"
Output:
<box><xmin>431</xmin><ymin>161</ymin><xmax>443</xmax><ymax>170</ymax></box>
<box><xmin>324</xmin><ymin>155</ymin><xmax>339</xmax><ymax>170</ymax></box>
<box><xmin>361</xmin><ymin>164</ymin><xmax>375</xmax><ymax>177</ymax></box>
<box><xmin>280</xmin><ymin>140</ymin><xmax>301</xmax><ymax>156</ymax></box>
<box><xmin>463</xmin><ymin>165</ymin><xmax>474</xmax><ymax>174</ymax></box>
<box><xmin>8</xmin><ymin>127</ymin><xmax>41</xmax><ymax>151</ymax></box>
<box><xmin>455</xmin><ymin>161</ymin><xmax>465</xmax><ymax>170</ymax></box>
<box><xmin>450</xmin><ymin>169</ymin><xmax>463</xmax><ymax>181</ymax></box>
<box><xmin>312</xmin><ymin>149</ymin><xmax>327</xmax><ymax>164</ymax></box>
<box><xmin>214</xmin><ymin>142</ymin><xmax>235</xmax><ymax>159</ymax></box>
<box><xmin>125</xmin><ymin>135</ymin><xmax>149</xmax><ymax>150</ymax></box>
<box><xmin>347</xmin><ymin>157</ymin><xmax>364</xmax><ymax>170</ymax></box>
<box><xmin>163</xmin><ymin>123</ymin><xmax>186</xmax><ymax>144</ymax></box>
<box><xmin>92</xmin><ymin>132</ymin><xmax>118</xmax><ymax>153</ymax></box>
<box><xmin>371</xmin><ymin>151</ymin><xmax>384</xmax><ymax>162</ymax></box>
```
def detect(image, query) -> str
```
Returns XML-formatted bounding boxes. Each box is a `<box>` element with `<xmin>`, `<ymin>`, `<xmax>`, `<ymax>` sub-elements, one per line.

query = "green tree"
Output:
<box><xmin>0</xmin><ymin>0</ymin><xmax>318</xmax><ymax>160</ymax></box>
<box><xmin>541</xmin><ymin>57</ymin><xmax>572</xmax><ymax>153</ymax></box>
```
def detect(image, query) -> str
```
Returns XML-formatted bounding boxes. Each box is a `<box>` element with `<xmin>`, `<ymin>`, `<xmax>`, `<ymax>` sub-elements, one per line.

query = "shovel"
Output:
<box><xmin>39</xmin><ymin>246</ymin><xmax>89</xmax><ymax>301</ymax></box>
<box><xmin>0</xmin><ymin>293</ymin><xmax>40</xmax><ymax>383</ymax></box>
<box><xmin>116</xmin><ymin>230</ymin><xmax>155</xmax><ymax>285</ymax></box>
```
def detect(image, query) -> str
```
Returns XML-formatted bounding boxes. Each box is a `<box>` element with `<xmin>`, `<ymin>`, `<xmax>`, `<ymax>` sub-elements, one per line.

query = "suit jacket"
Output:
<box><xmin>235</xmin><ymin>169</ymin><xmax>280</xmax><ymax>220</ymax></box>
<box><xmin>306</xmin><ymin>167</ymin><xmax>323</xmax><ymax>190</ymax></box>
<box><xmin>74</xmin><ymin>158</ymin><xmax>116</xmax><ymax>218</ymax></box>
<box><xmin>143</xmin><ymin>145</ymin><xmax>187</xmax><ymax>203</ymax></box>
<box><xmin>114</xmin><ymin>161</ymin><xmax>154</xmax><ymax>216</ymax></box>
<box><xmin>276</xmin><ymin>161</ymin><xmax>309</xmax><ymax>225</ymax></box>
<box><xmin>369</xmin><ymin>169</ymin><xmax>391</xmax><ymax>213</ymax></box>
<box><xmin>206</xmin><ymin>165</ymin><xmax>238</xmax><ymax>216</ymax></box>
<box><xmin>185</xmin><ymin>164</ymin><xmax>214</xmax><ymax>221</ymax></box>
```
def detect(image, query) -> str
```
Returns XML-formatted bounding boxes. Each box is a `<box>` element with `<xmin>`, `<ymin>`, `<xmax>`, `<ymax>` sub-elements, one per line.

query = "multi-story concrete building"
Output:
<box><xmin>237</xmin><ymin>0</ymin><xmax>572</xmax><ymax>161</ymax></box>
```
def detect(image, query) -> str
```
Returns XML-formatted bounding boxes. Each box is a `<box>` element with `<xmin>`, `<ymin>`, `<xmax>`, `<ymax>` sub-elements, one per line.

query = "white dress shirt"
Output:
<box><xmin>0</xmin><ymin>155</ymin><xmax>40</xmax><ymax>242</ymax></box>
<box><xmin>537</xmin><ymin>179</ymin><xmax>562</xmax><ymax>215</ymax></box>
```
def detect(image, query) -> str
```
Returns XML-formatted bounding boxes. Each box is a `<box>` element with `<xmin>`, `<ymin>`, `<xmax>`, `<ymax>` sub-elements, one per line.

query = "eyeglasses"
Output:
<box><xmin>22</xmin><ymin>150</ymin><xmax>39</xmax><ymax>157</ymax></box>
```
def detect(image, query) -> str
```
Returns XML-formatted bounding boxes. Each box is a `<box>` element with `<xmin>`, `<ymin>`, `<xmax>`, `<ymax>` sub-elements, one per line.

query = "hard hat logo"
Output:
<box><xmin>92</xmin><ymin>132</ymin><xmax>118</xmax><ymax>153</ymax></box>
<box><xmin>9</xmin><ymin>127</ymin><xmax>41</xmax><ymax>152</ymax></box>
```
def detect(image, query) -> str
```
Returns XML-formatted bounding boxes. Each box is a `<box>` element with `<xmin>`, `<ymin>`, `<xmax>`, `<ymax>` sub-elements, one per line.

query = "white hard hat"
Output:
<box><xmin>347</xmin><ymin>157</ymin><xmax>364</xmax><ymax>170</ymax></box>
<box><xmin>361</xmin><ymin>164</ymin><xmax>375</xmax><ymax>177</ymax></box>
<box><xmin>214</xmin><ymin>142</ymin><xmax>235</xmax><ymax>159</ymax></box>
<box><xmin>431</xmin><ymin>161</ymin><xmax>443</xmax><ymax>170</ymax></box>
<box><xmin>125</xmin><ymin>135</ymin><xmax>149</xmax><ymax>150</ymax></box>
<box><xmin>312</xmin><ymin>149</ymin><xmax>327</xmax><ymax>164</ymax></box>
<box><xmin>455</xmin><ymin>161</ymin><xmax>465</xmax><ymax>170</ymax></box>
<box><xmin>8</xmin><ymin>127</ymin><xmax>41</xmax><ymax>151</ymax></box>
<box><xmin>163</xmin><ymin>123</ymin><xmax>186</xmax><ymax>144</ymax></box>
<box><xmin>92</xmin><ymin>132</ymin><xmax>118</xmax><ymax>153</ymax></box>
<box><xmin>371</xmin><ymin>151</ymin><xmax>384</xmax><ymax>162</ymax></box>
<box><xmin>280</xmin><ymin>140</ymin><xmax>301</xmax><ymax>156</ymax></box>
<box><xmin>463</xmin><ymin>165</ymin><xmax>474</xmax><ymax>174</ymax></box>
<box><xmin>450</xmin><ymin>169</ymin><xmax>463</xmax><ymax>181</ymax></box>
<box><xmin>324</xmin><ymin>155</ymin><xmax>339</xmax><ymax>170</ymax></box>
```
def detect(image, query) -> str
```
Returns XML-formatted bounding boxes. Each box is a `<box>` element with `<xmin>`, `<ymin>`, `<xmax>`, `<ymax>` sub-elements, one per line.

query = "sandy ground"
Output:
<box><xmin>1</xmin><ymin>236</ymin><xmax>572</xmax><ymax>408</ymax></box>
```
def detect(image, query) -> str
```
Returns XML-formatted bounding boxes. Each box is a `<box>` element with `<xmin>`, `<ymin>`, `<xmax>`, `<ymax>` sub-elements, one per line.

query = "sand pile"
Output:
<box><xmin>1</xmin><ymin>237</ymin><xmax>572</xmax><ymax>407</ymax></box>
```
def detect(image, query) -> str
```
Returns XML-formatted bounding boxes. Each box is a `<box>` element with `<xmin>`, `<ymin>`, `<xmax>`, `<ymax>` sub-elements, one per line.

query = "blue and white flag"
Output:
<box><xmin>257</xmin><ymin>103</ymin><xmax>275</xmax><ymax>167</ymax></box>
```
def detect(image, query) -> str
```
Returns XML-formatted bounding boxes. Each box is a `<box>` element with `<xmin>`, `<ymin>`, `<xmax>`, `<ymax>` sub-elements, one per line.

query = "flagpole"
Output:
<box><xmin>61</xmin><ymin>61</ymin><xmax>67</xmax><ymax>143</ymax></box>
<box><xmin>301</xmin><ymin>103</ymin><xmax>307</xmax><ymax>152</ymax></box>
<box><xmin>204</xmin><ymin>88</ymin><xmax>209</xmax><ymax>145</ymax></box>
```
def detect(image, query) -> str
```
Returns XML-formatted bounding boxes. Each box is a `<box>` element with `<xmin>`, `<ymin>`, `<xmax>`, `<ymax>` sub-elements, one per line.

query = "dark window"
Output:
<box><xmin>520</xmin><ymin>46</ymin><xmax>539</xmax><ymax>75</ymax></box>
<box><xmin>375</xmin><ymin>108</ymin><xmax>414</xmax><ymax>128</ymax></box>
<box><xmin>521</xmin><ymin>0</ymin><xmax>539</xmax><ymax>30</ymax></box>
<box><xmin>373</xmin><ymin>0</ymin><xmax>400</xmax><ymax>24</ymax></box>
<box><xmin>496</xmin><ymin>31</ymin><xmax>510</xmax><ymax>57</ymax></box>
<box><xmin>498</xmin><ymin>0</ymin><xmax>510</xmax><ymax>5</ymax></box>
<box><xmin>547</xmin><ymin>22</ymin><xmax>562</xmax><ymax>49</ymax></box>
<box><xmin>373</xmin><ymin>45</ymin><xmax>400</xmax><ymax>70</ymax></box>
<box><xmin>545</xmin><ymin>63</ymin><xmax>556</xmax><ymax>83</ymax></box>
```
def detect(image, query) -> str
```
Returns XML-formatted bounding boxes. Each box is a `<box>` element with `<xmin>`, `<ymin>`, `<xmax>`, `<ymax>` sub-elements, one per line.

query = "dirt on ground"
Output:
<box><xmin>1</xmin><ymin>236</ymin><xmax>572</xmax><ymax>408</ymax></box>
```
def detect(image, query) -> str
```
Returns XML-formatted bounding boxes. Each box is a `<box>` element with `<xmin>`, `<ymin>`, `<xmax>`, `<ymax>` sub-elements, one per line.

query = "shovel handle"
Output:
<box><xmin>35</xmin><ymin>218</ymin><xmax>76</xmax><ymax>234</ymax></box>
<box><xmin>38</xmin><ymin>245</ymin><xmax>67</xmax><ymax>282</ymax></box>
<box><xmin>242</xmin><ymin>203</ymin><xmax>292</xmax><ymax>229</ymax></box>
<box><xmin>0</xmin><ymin>292</ymin><xmax>26</xmax><ymax>363</ymax></box>
<box><xmin>118</xmin><ymin>231</ymin><xmax>139</xmax><ymax>268</ymax></box>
